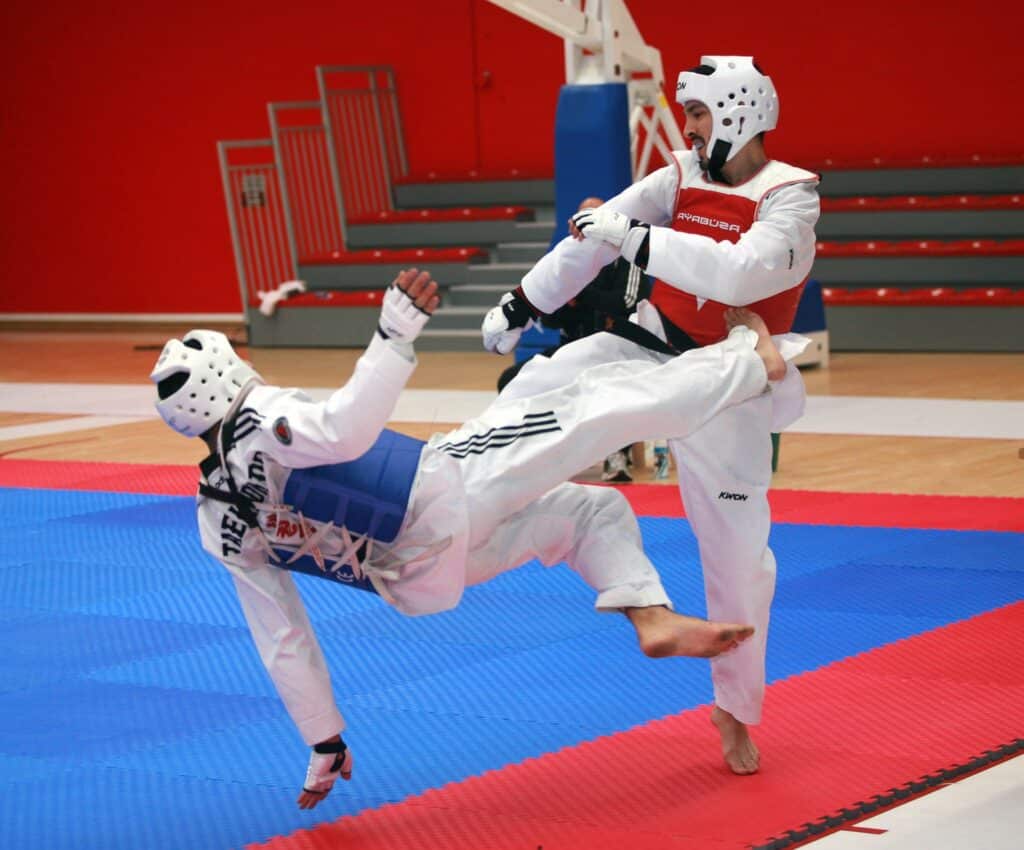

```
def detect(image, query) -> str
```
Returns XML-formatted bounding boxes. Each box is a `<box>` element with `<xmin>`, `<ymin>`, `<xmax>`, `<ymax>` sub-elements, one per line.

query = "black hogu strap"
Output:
<box><xmin>605</xmin><ymin>311</ymin><xmax>699</xmax><ymax>357</ymax></box>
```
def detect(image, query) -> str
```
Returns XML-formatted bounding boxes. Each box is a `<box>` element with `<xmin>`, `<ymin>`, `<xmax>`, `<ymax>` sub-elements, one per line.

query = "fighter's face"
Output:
<box><xmin>683</xmin><ymin>101</ymin><xmax>713</xmax><ymax>164</ymax></box>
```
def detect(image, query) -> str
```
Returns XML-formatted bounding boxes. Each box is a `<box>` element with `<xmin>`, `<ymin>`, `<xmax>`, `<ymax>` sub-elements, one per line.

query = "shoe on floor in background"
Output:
<box><xmin>602</xmin><ymin>449</ymin><xmax>633</xmax><ymax>483</ymax></box>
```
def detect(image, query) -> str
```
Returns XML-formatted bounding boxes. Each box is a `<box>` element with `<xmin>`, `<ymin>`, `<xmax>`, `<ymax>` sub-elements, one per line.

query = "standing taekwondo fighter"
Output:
<box><xmin>151</xmin><ymin>268</ymin><xmax>791</xmax><ymax>808</ymax></box>
<box><xmin>481</xmin><ymin>56</ymin><xmax>820</xmax><ymax>774</ymax></box>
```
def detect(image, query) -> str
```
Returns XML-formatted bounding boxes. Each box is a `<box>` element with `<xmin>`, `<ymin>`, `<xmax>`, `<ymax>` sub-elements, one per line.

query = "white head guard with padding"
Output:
<box><xmin>150</xmin><ymin>330</ymin><xmax>260</xmax><ymax>437</ymax></box>
<box><xmin>676</xmin><ymin>56</ymin><xmax>778</xmax><ymax>174</ymax></box>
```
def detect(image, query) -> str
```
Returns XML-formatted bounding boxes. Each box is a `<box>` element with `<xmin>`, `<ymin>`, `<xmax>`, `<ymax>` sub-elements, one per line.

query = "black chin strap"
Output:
<box><xmin>197</xmin><ymin>385</ymin><xmax>261</xmax><ymax>529</ymax></box>
<box><xmin>708</xmin><ymin>139</ymin><xmax>732</xmax><ymax>184</ymax></box>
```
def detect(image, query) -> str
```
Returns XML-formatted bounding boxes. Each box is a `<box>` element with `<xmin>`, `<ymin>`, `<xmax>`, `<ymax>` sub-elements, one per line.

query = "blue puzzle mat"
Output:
<box><xmin>0</xmin><ymin>488</ymin><xmax>1021</xmax><ymax>849</ymax></box>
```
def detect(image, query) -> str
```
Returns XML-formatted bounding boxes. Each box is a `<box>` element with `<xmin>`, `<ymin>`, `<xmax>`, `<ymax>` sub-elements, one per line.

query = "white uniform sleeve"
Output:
<box><xmin>519</xmin><ymin>165</ymin><xmax>678</xmax><ymax>314</ymax></box>
<box><xmin>255</xmin><ymin>333</ymin><xmax>416</xmax><ymax>469</ymax></box>
<box><xmin>645</xmin><ymin>181</ymin><xmax>821</xmax><ymax>305</ymax></box>
<box><xmin>227</xmin><ymin>559</ymin><xmax>345</xmax><ymax>745</ymax></box>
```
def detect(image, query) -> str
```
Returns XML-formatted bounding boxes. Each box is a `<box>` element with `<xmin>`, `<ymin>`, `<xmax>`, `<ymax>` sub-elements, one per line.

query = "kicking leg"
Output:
<box><xmin>463</xmin><ymin>482</ymin><xmax>753</xmax><ymax>660</ymax></box>
<box><xmin>438</xmin><ymin>319</ymin><xmax>781</xmax><ymax>537</ymax></box>
<box><xmin>625</xmin><ymin>605</ymin><xmax>753</xmax><ymax>659</ymax></box>
<box><xmin>724</xmin><ymin>308</ymin><xmax>786</xmax><ymax>381</ymax></box>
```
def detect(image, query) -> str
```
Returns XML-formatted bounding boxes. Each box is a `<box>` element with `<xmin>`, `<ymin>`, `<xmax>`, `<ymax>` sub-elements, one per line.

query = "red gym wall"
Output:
<box><xmin>0</xmin><ymin>0</ymin><xmax>1017</xmax><ymax>316</ymax></box>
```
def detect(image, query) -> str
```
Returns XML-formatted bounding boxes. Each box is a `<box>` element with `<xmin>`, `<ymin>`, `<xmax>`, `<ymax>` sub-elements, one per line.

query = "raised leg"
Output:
<box><xmin>442</xmin><ymin>325</ymin><xmax>772</xmax><ymax>547</ymax></box>
<box><xmin>463</xmin><ymin>482</ymin><xmax>753</xmax><ymax>660</ymax></box>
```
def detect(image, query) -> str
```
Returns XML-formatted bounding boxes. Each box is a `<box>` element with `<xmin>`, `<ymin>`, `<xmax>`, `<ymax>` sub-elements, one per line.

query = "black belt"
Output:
<box><xmin>605</xmin><ymin>308</ymin><xmax>700</xmax><ymax>357</ymax></box>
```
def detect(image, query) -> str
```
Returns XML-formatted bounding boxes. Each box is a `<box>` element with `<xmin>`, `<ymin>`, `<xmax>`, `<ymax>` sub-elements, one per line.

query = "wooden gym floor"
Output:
<box><xmin>0</xmin><ymin>325</ymin><xmax>1022</xmax><ymax>498</ymax></box>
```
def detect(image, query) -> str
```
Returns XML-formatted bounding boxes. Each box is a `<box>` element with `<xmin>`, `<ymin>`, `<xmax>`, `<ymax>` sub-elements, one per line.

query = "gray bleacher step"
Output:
<box><xmin>818</xmin><ymin>210</ymin><xmax>1024</xmax><ymax>239</ymax></box>
<box><xmin>445</xmin><ymin>284</ymin><xmax>508</xmax><ymax>307</ymax></box>
<box><xmin>515</xmin><ymin>221</ymin><xmax>556</xmax><ymax>240</ymax></box>
<box><xmin>818</xmin><ymin>166</ymin><xmax>1024</xmax><ymax>197</ymax></box>
<box><xmin>812</xmin><ymin>255</ymin><xmax>1024</xmax><ymax>285</ymax></box>
<box><xmin>495</xmin><ymin>241</ymin><xmax>550</xmax><ymax>263</ymax></box>
<box><xmin>414</xmin><ymin>328</ymin><xmax>494</xmax><ymax>352</ymax></box>
<box><xmin>467</xmin><ymin>262</ymin><xmax>533</xmax><ymax>285</ymax></box>
<box><xmin>247</xmin><ymin>305</ymin><xmax>378</xmax><ymax>348</ymax></box>
<box><xmin>394</xmin><ymin>178</ymin><xmax>555</xmax><ymax>209</ymax></box>
<box><xmin>346</xmin><ymin>218</ymin><xmax>538</xmax><ymax>250</ymax></box>
<box><xmin>425</xmin><ymin>305</ymin><xmax>490</xmax><ymax>331</ymax></box>
<box><xmin>299</xmin><ymin>259</ymin><xmax>480</xmax><ymax>290</ymax></box>
<box><xmin>826</xmin><ymin>304</ymin><xmax>1024</xmax><ymax>352</ymax></box>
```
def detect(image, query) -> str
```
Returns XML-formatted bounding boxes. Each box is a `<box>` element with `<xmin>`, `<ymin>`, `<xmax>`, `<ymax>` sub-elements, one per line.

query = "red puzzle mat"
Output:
<box><xmin>250</xmin><ymin>602</ymin><xmax>1024</xmax><ymax>850</ymax></box>
<box><xmin>1</xmin><ymin>458</ymin><xmax>1022</xmax><ymax>532</ymax></box>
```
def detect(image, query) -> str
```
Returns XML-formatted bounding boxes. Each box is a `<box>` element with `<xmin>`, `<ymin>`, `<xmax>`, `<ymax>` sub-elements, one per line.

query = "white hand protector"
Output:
<box><xmin>378</xmin><ymin>282</ymin><xmax>431</xmax><ymax>344</ymax></box>
<box><xmin>572</xmin><ymin>208</ymin><xmax>652</xmax><ymax>266</ymax></box>
<box><xmin>481</xmin><ymin>290</ymin><xmax>535</xmax><ymax>355</ymax></box>
<box><xmin>571</xmin><ymin>208</ymin><xmax>631</xmax><ymax>248</ymax></box>
<box><xmin>304</xmin><ymin>739</ymin><xmax>353</xmax><ymax>796</ymax></box>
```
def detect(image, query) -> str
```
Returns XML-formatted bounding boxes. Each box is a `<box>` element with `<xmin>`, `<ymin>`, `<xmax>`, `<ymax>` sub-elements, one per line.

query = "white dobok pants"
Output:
<box><xmin>382</xmin><ymin>327</ymin><xmax>773</xmax><ymax>670</ymax></box>
<box><xmin>494</xmin><ymin>306</ymin><xmax>809</xmax><ymax>725</ymax></box>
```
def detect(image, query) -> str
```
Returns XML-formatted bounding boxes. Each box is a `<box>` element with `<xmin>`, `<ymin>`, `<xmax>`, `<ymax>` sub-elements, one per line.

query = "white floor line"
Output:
<box><xmin>0</xmin><ymin>415</ymin><xmax>146</xmax><ymax>442</ymax></box>
<box><xmin>790</xmin><ymin>396</ymin><xmax>1024</xmax><ymax>440</ymax></box>
<box><xmin>801</xmin><ymin>755</ymin><xmax>1024</xmax><ymax>849</ymax></box>
<box><xmin>0</xmin><ymin>383</ymin><xmax>160</xmax><ymax>417</ymax></box>
<box><xmin>1</xmin><ymin>383</ymin><xmax>1023</xmax><ymax>440</ymax></box>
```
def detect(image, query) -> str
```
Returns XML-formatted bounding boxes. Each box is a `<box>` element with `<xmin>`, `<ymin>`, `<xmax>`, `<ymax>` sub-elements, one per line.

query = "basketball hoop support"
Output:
<box><xmin>486</xmin><ymin>0</ymin><xmax>684</xmax><ymax>179</ymax></box>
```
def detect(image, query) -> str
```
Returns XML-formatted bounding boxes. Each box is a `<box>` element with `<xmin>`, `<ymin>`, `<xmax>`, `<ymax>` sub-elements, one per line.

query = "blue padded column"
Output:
<box><xmin>516</xmin><ymin>83</ymin><xmax>633</xmax><ymax>363</ymax></box>
<box><xmin>550</xmin><ymin>82</ymin><xmax>633</xmax><ymax>247</ymax></box>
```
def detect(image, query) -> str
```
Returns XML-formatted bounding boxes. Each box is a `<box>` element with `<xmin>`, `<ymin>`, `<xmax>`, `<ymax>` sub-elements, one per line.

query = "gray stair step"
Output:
<box><xmin>445</xmin><ymin>284</ymin><xmax>508</xmax><ymax>307</ymax></box>
<box><xmin>466</xmin><ymin>262</ymin><xmax>533</xmax><ymax>285</ymax></box>
<box><xmin>347</xmin><ymin>218</ymin><xmax>538</xmax><ymax>250</ymax></box>
<box><xmin>812</xmin><ymin>256</ymin><xmax>1024</xmax><ymax>285</ymax></box>
<box><xmin>298</xmin><ymin>258</ymin><xmax>481</xmax><ymax>289</ymax></box>
<box><xmin>495</xmin><ymin>241</ymin><xmax>550</xmax><ymax>263</ymax></box>
<box><xmin>394</xmin><ymin>178</ymin><xmax>555</xmax><ymax>209</ymax></box>
<box><xmin>818</xmin><ymin>166</ymin><xmax>1024</xmax><ymax>197</ymax></box>
<box><xmin>246</xmin><ymin>305</ymin><xmax>378</xmax><ymax>347</ymax></box>
<box><xmin>414</xmin><ymin>328</ymin><xmax>494</xmax><ymax>352</ymax></box>
<box><xmin>514</xmin><ymin>221</ymin><xmax>556</xmax><ymax>241</ymax></box>
<box><xmin>825</xmin><ymin>304</ymin><xmax>1024</xmax><ymax>352</ymax></box>
<box><xmin>425</xmin><ymin>305</ymin><xmax>490</xmax><ymax>331</ymax></box>
<box><xmin>817</xmin><ymin>210</ymin><xmax>1024</xmax><ymax>239</ymax></box>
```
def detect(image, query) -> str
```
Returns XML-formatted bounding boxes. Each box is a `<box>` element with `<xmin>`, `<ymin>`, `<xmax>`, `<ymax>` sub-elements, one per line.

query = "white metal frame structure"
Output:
<box><xmin>486</xmin><ymin>0</ymin><xmax>684</xmax><ymax>178</ymax></box>
<box><xmin>217</xmin><ymin>140</ymin><xmax>298</xmax><ymax>309</ymax></box>
<box><xmin>317</xmin><ymin>66</ymin><xmax>407</xmax><ymax>222</ymax></box>
<box><xmin>267</xmin><ymin>101</ymin><xmax>347</xmax><ymax>255</ymax></box>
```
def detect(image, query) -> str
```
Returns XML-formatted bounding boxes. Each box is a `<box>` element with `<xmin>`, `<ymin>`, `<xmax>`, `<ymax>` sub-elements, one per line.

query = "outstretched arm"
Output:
<box><xmin>573</xmin><ymin>183</ymin><xmax>820</xmax><ymax>306</ymax></box>
<box><xmin>481</xmin><ymin>166</ymin><xmax>676</xmax><ymax>353</ymax></box>
<box><xmin>518</xmin><ymin>165</ymin><xmax>677</xmax><ymax>314</ymax></box>
<box><xmin>227</xmin><ymin>561</ymin><xmax>351</xmax><ymax>808</ymax></box>
<box><xmin>256</xmin><ymin>269</ymin><xmax>440</xmax><ymax>468</ymax></box>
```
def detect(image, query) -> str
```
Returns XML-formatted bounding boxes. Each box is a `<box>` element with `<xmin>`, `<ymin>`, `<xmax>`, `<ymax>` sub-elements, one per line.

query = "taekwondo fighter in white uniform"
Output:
<box><xmin>151</xmin><ymin>268</ymin><xmax>792</xmax><ymax>809</ymax></box>
<box><xmin>482</xmin><ymin>56</ymin><xmax>820</xmax><ymax>775</ymax></box>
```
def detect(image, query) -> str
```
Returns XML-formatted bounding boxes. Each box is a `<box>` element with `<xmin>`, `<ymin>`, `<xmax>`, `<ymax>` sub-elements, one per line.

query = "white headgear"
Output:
<box><xmin>150</xmin><ymin>330</ymin><xmax>260</xmax><ymax>437</ymax></box>
<box><xmin>676</xmin><ymin>56</ymin><xmax>778</xmax><ymax>175</ymax></box>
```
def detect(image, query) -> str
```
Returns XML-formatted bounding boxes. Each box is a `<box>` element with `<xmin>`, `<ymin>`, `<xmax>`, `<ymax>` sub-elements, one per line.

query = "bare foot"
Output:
<box><xmin>711</xmin><ymin>705</ymin><xmax>760</xmax><ymax>774</ymax></box>
<box><xmin>723</xmin><ymin>307</ymin><xmax>786</xmax><ymax>381</ymax></box>
<box><xmin>625</xmin><ymin>606</ymin><xmax>755</xmax><ymax>659</ymax></box>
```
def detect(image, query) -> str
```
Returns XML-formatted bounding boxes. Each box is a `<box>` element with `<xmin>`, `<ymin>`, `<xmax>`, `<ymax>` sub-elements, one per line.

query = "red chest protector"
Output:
<box><xmin>650</xmin><ymin>158</ymin><xmax>816</xmax><ymax>345</ymax></box>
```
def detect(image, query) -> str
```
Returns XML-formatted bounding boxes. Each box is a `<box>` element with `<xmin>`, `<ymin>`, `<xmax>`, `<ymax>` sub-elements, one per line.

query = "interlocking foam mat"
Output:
<box><xmin>0</xmin><ymin>460</ymin><xmax>1021</xmax><ymax>849</ymax></box>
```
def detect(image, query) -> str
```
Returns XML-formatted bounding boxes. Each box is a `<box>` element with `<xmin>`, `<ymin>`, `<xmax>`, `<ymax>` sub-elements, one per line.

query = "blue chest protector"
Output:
<box><xmin>275</xmin><ymin>429</ymin><xmax>425</xmax><ymax>593</ymax></box>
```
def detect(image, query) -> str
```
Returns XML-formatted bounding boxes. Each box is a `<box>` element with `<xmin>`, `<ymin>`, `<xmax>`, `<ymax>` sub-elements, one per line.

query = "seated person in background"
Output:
<box><xmin>498</xmin><ymin>197</ymin><xmax>651</xmax><ymax>483</ymax></box>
